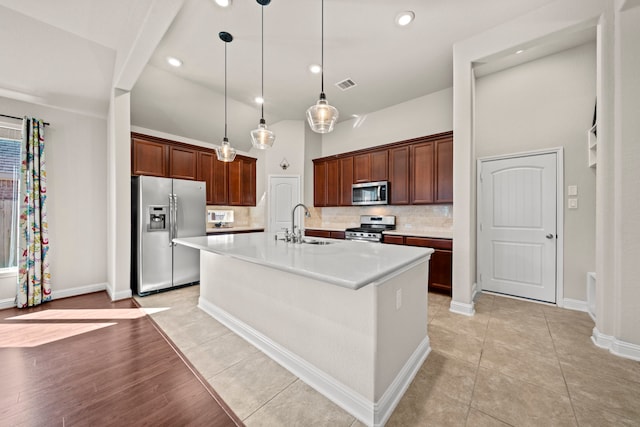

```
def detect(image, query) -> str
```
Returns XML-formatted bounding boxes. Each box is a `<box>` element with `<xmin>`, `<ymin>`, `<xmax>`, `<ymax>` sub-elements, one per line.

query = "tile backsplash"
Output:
<box><xmin>304</xmin><ymin>205</ymin><xmax>453</xmax><ymax>232</ymax></box>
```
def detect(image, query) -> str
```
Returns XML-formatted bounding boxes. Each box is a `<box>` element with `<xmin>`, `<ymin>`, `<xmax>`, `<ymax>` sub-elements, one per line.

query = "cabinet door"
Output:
<box><xmin>197</xmin><ymin>151</ymin><xmax>215</xmax><ymax>204</ymax></box>
<box><xmin>241</xmin><ymin>158</ymin><xmax>256</xmax><ymax>206</ymax></box>
<box><xmin>370</xmin><ymin>150</ymin><xmax>388</xmax><ymax>181</ymax></box>
<box><xmin>411</xmin><ymin>142</ymin><xmax>435</xmax><ymax>204</ymax></box>
<box><xmin>168</xmin><ymin>145</ymin><xmax>198</xmax><ymax>180</ymax></box>
<box><xmin>314</xmin><ymin>161</ymin><xmax>327</xmax><ymax>207</ymax></box>
<box><xmin>353</xmin><ymin>154</ymin><xmax>371</xmax><ymax>183</ymax></box>
<box><xmin>228</xmin><ymin>160</ymin><xmax>243</xmax><ymax>206</ymax></box>
<box><xmin>326</xmin><ymin>159</ymin><xmax>339</xmax><ymax>206</ymax></box>
<box><xmin>389</xmin><ymin>146</ymin><xmax>410</xmax><ymax>205</ymax></box>
<box><xmin>435</xmin><ymin>138</ymin><xmax>453</xmax><ymax>203</ymax></box>
<box><xmin>132</xmin><ymin>138</ymin><xmax>167</xmax><ymax>177</ymax></box>
<box><xmin>211</xmin><ymin>157</ymin><xmax>228</xmax><ymax>205</ymax></box>
<box><xmin>429</xmin><ymin>249</ymin><xmax>452</xmax><ymax>295</ymax></box>
<box><xmin>339</xmin><ymin>157</ymin><xmax>353</xmax><ymax>206</ymax></box>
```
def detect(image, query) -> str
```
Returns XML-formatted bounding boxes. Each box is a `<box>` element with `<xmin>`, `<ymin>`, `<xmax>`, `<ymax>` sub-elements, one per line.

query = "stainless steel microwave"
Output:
<box><xmin>352</xmin><ymin>181</ymin><xmax>389</xmax><ymax>206</ymax></box>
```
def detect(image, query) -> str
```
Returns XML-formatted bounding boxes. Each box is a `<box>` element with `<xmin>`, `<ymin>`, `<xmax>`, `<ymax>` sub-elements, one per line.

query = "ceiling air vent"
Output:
<box><xmin>335</xmin><ymin>78</ymin><xmax>357</xmax><ymax>91</ymax></box>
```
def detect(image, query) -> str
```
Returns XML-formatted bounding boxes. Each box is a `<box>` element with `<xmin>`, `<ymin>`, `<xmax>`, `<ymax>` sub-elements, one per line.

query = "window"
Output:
<box><xmin>0</xmin><ymin>125</ymin><xmax>22</xmax><ymax>270</ymax></box>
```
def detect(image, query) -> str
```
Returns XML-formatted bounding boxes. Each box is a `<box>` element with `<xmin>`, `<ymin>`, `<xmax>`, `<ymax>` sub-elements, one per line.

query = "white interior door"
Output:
<box><xmin>478</xmin><ymin>153</ymin><xmax>557</xmax><ymax>303</ymax></box>
<box><xmin>268</xmin><ymin>176</ymin><xmax>300</xmax><ymax>233</ymax></box>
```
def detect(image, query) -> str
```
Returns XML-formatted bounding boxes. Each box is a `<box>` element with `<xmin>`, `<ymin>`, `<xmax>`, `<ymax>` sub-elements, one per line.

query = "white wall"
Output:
<box><xmin>0</xmin><ymin>96</ymin><xmax>108</xmax><ymax>304</ymax></box>
<box><xmin>321</xmin><ymin>88</ymin><xmax>453</xmax><ymax>157</ymax></box>
<box><xmin>475</xmin><ymin>42</ymin><xmax>597</xmax><ymax>301</ymax></box>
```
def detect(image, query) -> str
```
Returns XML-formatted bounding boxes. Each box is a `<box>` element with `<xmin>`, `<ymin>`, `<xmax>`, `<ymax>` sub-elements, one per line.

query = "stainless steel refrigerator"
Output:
<box><xmin>131</xmin><ymin>176</ymin><xmax>206</xmax><ymax>295</ymax></box>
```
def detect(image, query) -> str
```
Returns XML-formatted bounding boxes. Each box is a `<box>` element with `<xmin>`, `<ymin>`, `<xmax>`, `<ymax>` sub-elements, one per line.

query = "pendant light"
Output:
<box><xmin>216</xmin><ymin>31</ymin><xmax>237</xmax><ymax>162</ymax></box>
<box><xmin>250</xmin><ymin>0</ymin><xmax>276</xmax><ymax>149</ymax></box>
<box><xmin>306</xmin><ymin>0</ymin><xmax>339</xmax><ymax>134</ymax></box>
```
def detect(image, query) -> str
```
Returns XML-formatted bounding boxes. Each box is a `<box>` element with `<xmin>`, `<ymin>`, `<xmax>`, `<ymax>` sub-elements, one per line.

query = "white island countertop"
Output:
<box><xmin>174</xmin><ymin>232</ymin><xmax>433</xmax><ymax>290</ymax></box>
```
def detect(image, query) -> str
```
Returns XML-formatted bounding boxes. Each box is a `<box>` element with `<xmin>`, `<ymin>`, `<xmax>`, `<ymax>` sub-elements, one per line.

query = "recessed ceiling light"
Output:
<box><xmin>255</xmin><ymin>96</ymin><xmax>264</xmax><ymax>104</ymax></box>
<box><xmin>395</xmin><ymin>11</ymin><xmax>415</xmax><ymax>27</ymax></box>
<box><xmin>214</xmin><ymin>0</ymin><xmax>232</xmax><ymax>7</ymax></box>
<box><xmin>516</xmin><ymin>49</ymin><xmax>524</xmax><ymax>54</ymax></box>
<box><xmin>167</xmin><ymin>56</ymin><xmax>182</xmax><ymax>67</ymax></box>
<box><xmin>309</xmin><ymin>64</ymin><xmax>322</xmax><ymax>74</ymax></box>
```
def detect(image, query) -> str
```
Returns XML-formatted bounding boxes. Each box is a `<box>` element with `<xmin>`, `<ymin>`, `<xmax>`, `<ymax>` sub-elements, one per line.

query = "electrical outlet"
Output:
<box><xmin>568</xmin><ymin>185</ymin><xmax>578</xmax><ymax>196</ymax></box>
<box><xmin>396</xmin><ymin>289</ymin><xmax>402</xmax><ymax>310</ymax></box>
<box><xmin>568</xmin><ymin>198</ymin><xmax>578</xmax><ymax>209</ymax></box>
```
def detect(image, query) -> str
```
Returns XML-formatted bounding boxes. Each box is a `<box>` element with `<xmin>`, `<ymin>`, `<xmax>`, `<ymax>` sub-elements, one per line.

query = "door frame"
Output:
<box><xmin>267</xmin><ymin>175</ymin><xmax>301</xmax><ymax>233</ymax></box>
<box><xmin>476</xmin><ymin>147</ymin><xmax>565</xmax><ymax>306</ymax></box>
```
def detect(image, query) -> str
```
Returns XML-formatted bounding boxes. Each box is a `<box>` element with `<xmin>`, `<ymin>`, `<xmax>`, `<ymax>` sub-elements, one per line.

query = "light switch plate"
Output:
<box><xmin>568</xmin><ymin>198</ymin><xmax>578</xmax><ymax>209</ymax></box>
<box><xmin>568</xmin><ymin>185</ymin><xmax>578</xmax><ymax>196</ymax></box>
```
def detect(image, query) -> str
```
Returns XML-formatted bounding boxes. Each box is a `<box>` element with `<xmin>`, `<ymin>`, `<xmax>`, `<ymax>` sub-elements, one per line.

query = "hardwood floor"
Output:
<box><xmin>0</xmin><ymin>292</ymin><xmax>242</xmax><ymax>427</ymax></box>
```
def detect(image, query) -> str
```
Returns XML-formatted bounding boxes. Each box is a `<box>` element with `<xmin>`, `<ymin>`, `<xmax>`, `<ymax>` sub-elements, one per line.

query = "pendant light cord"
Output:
<box><xmin>321</xmin><ymin>0</ymin><xmax>324</xmax><ymax>94</ymax></box>
<box><xmin>261</xmin><ymin>6</ymin><xmax>265</xmax><ymax>120</ymax></box>
<box><xmin>224</xmin><ymin>40</ymin><xmax>228</xmax><ymax>139</ymax></box>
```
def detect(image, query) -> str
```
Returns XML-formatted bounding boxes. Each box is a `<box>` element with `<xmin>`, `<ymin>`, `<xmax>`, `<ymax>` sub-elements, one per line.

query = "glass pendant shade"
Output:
<box><xmin>306</xmin><ymin>93</ymin><xmax>339</xmax><ymax>134</ymax></box>
<box><xmin>216</xmin><ymin>137</ymin><xmax>236</xmax><ymax>162</ymax></box>
<box><xmin>251</xmin><ymin>119</ymin><xmax>275</xmax><ymax>149</ymax></box>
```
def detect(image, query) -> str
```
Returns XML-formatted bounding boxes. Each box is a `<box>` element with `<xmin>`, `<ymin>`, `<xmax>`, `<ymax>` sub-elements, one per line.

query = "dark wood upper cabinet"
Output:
<box><xmin>353</xmin><ymin>150</ymin><xmax>388</xmax><ymax>183</ymax></box>
<box><xmin>131</xmin><ymin>138</ymin><xmax>167</xmax><ymax>177</ymax></box>
<box><xmin>389</xmin><ymin>146</ymin><xmax>410</xmax><ymax>205</ymax></box>
<box><xmin>410</xmin><ymin>142</ymin><xmax>435</xmax><ymax>204</ymax></box>
<box><xmin>228</xmin><ymin>156</ymin><xmax>256</xmax><ymax>206</ymax></box>
<box><xmin>339</xmin><ymin>157</ymin><xmax>353</xmax><ymax>206</ymax></box>
<box><xmin>131</xmin><ymin>133</ymin><xmax>256</xmax><ymax>206</ymax></box>
<box><xmin>168</xmin><ymin>145</ymin><xmax>197</xmax><ymax>180</ymax></box>
<box><xmin>197</xmin><ymin>151</ymin><xmax>228</xmax><ymax>205</ymax></box>
<box><xmin>314</xmin><ymin>160</ymin><xmax>327</xmax><ymax>207</ymax></box>
<box><xmin>353</xmin><ymin>154</ymin><xmax>370</xmax><ymax>183</ymax></box>
<box><xmin>311</xmin><ymin>131</ymin><xmax>453</xmax><ymax>207</ymax></box>
<box><xmin>435</xmin><ymin>138</ymin><xmax>453</xmax><ymax>203</ymax></box>
<box><xmin>370</xmin><ymin>150</ymin><xmax>389</xmax><ymax>181</ymax></box>
<box><xmin>326</xmin><ymin>159</ymin><xmax>339</xmax><ymax>206</ymax></box>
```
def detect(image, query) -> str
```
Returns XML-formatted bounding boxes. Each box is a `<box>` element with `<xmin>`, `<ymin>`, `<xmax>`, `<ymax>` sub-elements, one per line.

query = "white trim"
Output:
<box><xmin>0</xmin><ymin>298</ymin><xmax>15</xmax><ymax>309</ymax></box>
<box><xmin>199</xmin><ymin>297</ymin><xmax>430</xmax><ymax>427</ymax></box>
<box><xmin>592</xmin><ymin>327</ymin><xmax>640</xmax><ymax>362</ymax></box>
<box><xmin>106</xmin><ymin>285</ymin><xmax>132</xmax><ymax>301</ymax></box>
<box><xmin>562</xmin><ymin>298</ymin><xmax>589</xmax><ymax>312</ymax></box>
<box><xmin>0</xmin><ymin>268</ymin><xmax>17</xmax><ymax>279</ymax></box>
<box><xmin>51</xmin><ymin>282</ymin><xmax>108</xmax><ymax>300</ymax></box>
<box><xmin>449</xmin><ymin>300</ymin><xmax>475</xmax><ymax>316</ymax></box>
<box><xmin>476</xmin><ymin>147</ymin><xmax>564</xmax><ymax>306</ymax></box>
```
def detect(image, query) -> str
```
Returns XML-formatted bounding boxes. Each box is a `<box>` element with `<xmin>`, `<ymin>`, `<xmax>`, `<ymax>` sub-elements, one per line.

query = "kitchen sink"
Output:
<box><xmin>302</xmin><ymin>238</ymin><xmax>333</xmax><ymax>245</ymax></box>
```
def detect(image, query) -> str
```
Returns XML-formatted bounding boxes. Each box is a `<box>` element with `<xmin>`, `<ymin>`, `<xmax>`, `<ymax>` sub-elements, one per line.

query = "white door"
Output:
<box><xmin>478</xmin><ymin>153</ymin><xmax>557</xmax><ymax>303</ymax></box>
<box><xmin>268</xmin><ymin>176</ymin><xmax>300</xmax><ymax>233</ymax></box>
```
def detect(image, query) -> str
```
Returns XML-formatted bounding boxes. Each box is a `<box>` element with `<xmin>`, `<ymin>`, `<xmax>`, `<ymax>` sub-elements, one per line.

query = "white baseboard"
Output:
<box><xmin>0</xmin><ymin>298</ymin><xmax>15</xmax><ymax>309</ymax></box>
<box><xmin>51</xmin><ymin>282</ymin><xmax>107</xmax><ymax>300</ymax></box>
<box><xmin>592</xmin><ymin>327</ymin><xmax>640</xmax><ymax>362</ymax></box>
<box><xmin>562</xmin><ymin>298</ymin><xmax>588</xmax><ymax>313</ymax></box>
<box><xmin>449</xmin><ymin>300</ymin><xmax>475</xmax><ymax>316</ymax></box>
<box><xmin>106</xmin><ymin>285</ymin><xmax>132</xmax><ymax>301</ymax></box>
<box><xmin>199</xmin><ymin>297</ymin><xmax>430</xmax><ymax>427</ymax></box>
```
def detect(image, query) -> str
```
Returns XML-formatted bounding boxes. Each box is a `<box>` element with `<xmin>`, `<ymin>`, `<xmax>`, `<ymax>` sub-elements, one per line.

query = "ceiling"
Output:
<box><xmin>0</xmin><ymin>0</ymin><xmax>597</xmax><ymax>152</ymax></box>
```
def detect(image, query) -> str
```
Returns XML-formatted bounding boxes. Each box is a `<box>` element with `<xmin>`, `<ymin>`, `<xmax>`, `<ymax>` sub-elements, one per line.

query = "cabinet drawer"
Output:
<box><xmin>382</xmin><ymin>235</ymin><xmax>405</xmax><ymax>245</ymax></box>
<box><xmin>305</xmin><ymin>229</ymin><xmax>332</xmax><ymax>238</ymax></box>
<box><xmin>404</xmin><ymin>237</ymin><xmax>452</xmax><ymax>250</ymax></box>
<box><xmin>330</xmin><ymin>231</ymin><xmax>345</xmax><ymax>239</ymax></box>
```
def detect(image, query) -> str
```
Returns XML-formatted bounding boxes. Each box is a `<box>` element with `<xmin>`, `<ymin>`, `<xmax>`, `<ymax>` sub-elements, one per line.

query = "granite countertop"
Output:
<box><xmin>206</xmin><ymin>226</ymin><xmax>265</xmax><ymax>234</ymax></box>
<box><xmin>174</xmin><ymin>232</ymin><xmax>433</xmax><ymax>290</ymax></box>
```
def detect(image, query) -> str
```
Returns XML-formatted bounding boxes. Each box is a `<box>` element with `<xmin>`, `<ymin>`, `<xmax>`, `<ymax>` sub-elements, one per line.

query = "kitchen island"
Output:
<box><xmin>174</xmin><ymin>233</ymin><xmax>433</xmax><ymax>426</ymax></box>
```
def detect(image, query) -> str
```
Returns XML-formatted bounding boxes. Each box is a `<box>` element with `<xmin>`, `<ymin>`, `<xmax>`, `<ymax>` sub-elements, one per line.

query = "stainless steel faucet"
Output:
<box><xmin>291</xmin><ymin>203</ymin><xmax>311</xmax><ymax>243</ymax></box>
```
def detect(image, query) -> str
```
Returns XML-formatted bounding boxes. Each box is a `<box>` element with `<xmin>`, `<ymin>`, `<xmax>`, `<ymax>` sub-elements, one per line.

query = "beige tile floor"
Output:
<box><xmin>135</xmin><ymin>286</ymin><xmax>640</xmax><ymax>426</ymax></box>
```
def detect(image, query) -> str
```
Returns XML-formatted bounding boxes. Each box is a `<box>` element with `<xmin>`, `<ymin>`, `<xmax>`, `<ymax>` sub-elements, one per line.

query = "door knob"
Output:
<box><xmin>546</xmin><ymin>233</ymin><xmax>554</xmax><ymax>239</ymax></box>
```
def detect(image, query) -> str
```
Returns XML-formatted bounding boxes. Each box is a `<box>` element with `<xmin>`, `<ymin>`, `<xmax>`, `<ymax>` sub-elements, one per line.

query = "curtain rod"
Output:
<box><xmin>0</xmin><ymin>113</ymin><xmax>50</xmax><ymax>126</ymax></box>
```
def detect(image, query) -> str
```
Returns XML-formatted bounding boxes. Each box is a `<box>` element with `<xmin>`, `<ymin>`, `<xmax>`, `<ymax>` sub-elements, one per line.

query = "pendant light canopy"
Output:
<box><xmin>216</xmin><ymin>31</ymin><xmax>237</xmax><ymax>162</ymax></box>
<box><xmin>251</xmin><ymin>0</ymin><xmax>276</xmax><ymax>149</ymax></box>
<box><xmin>306</xmin><ymin>0</ymin><xmax>338</xmax><ymax>134</ymax></box>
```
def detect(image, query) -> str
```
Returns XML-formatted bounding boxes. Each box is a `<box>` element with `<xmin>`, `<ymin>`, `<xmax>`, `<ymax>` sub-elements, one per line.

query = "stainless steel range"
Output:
<box><xmin>345</xmin><ymin>215</ymin><xmax>396</xmax><ymax>243</ymax></box>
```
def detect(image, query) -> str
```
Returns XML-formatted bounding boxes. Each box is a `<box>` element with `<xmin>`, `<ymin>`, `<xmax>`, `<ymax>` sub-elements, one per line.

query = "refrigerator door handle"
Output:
<box><xmin>173</xmin><ymin>194</ymin><xmax>178</xmax><ymax>246</ymax></box>
<box><xmin>168</xmin><ymin>194</ymin><xmax>174</xmax><ymax>246</ymax></box>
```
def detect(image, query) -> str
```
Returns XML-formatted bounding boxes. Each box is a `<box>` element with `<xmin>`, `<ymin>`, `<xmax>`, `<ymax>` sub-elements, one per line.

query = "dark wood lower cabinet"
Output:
<box><xmin>383</xmin><ymin>235</ymin><xmax>452</xmax><ymax>295</ymax></box>
<box><xmin>304</xmin><ymin>229</ymin><xmax>345</xmax><ymax>239</ymax></box>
